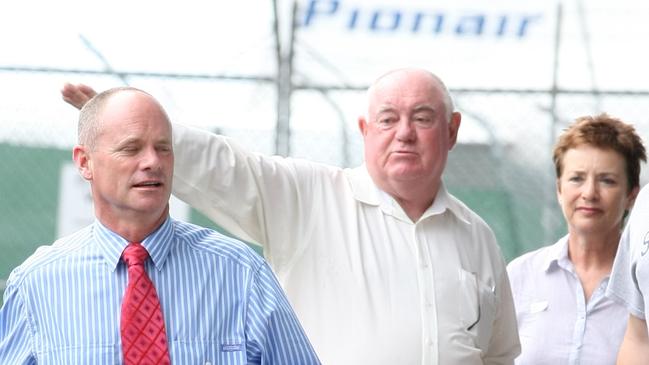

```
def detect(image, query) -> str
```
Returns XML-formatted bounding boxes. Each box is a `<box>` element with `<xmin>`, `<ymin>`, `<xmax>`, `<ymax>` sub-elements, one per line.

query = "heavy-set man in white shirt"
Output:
<box><xmin>62</xmin><ymin>68</ymin><xmax>520</xmax><ymax>365</ymax></box>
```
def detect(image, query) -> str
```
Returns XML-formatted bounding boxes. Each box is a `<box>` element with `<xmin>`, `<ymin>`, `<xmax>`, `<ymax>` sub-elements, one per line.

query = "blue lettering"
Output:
<box><xmin>303</xmin><ymin>0</ymin><xmax>339</xmax><ymax>26</ymax></box>
<box><xmin>455</xmin><ymin>15</ymin><xmax>485</xmax><ymax>36</ymax></box>
<box><xmin>411</xmin><ymin>12</ymin><xmax>444</xmax><ymax>34</ymax></box>
<box><xmin>299</xmin><ymin>0</ymin><xmax>544</xmax><ymax>39</ymax></box>
<box><xmin>496</xmin><ymin>15</ymin><xmax>508</xmax><ymax>36</ymax></box>
<box><xmin>370</xmin><ymin>10</ymin><xmax>402</xmax><ymax>31</ymax></box>
<box><xmin>517</xmin><ymin>15</ymin><xmax>541</xmax><ymax>37</ymax></box>
<box><xmin>347</xmin><ymin>8</ymin><xmax>360</xmax><ymax>29</ymax></box>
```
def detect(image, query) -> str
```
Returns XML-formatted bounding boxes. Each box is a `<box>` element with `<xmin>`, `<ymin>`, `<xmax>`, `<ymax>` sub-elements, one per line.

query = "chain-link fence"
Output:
<box><xmin>3</xmin><ymin>71</ymin><xmax>649</xmax><ymax>300</ymax></box>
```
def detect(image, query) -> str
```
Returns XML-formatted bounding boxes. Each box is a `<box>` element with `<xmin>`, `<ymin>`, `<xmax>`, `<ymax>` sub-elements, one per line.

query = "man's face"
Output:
<box><xmin>359</xmin><ymin>70</ymin><xmax>460</xmax><ymax>194</ymax></box>
<box><xmin>78</xmin><ymin>91</ymin><xmax>174</xmax><ymax>223</ymax></box>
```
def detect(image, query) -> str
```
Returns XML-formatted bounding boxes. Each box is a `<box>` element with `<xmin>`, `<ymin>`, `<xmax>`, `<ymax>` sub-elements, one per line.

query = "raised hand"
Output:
<box><xmin>61</xmin><ymin>83</ymin><xmax>98</xmax><ymax>110</ymax></box>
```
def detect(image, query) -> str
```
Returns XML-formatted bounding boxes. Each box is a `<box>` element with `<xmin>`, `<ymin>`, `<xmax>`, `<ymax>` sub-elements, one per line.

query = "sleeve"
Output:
<box><xmin>243</xmin><ymin>263</ymin><xmax>321</xmax><ymax>365</ymax></box>
<box><xmin>171</xmin><ymin>123</ymin><xmax>321</xmax><ymax>267</ymax></box>
<box><xmin>607</xmin><ymin>220</ymin><xmax>645</xmax><ymax>318</ymax></box>
<box><xmin>0</xmin><ymin>273</ymin><xmax>36</xmax><ymax>364</ymax></box>
<box><xmin>483</xmin><ymin>257</ymin><xmax>521</xmax><ymax>365</ymax></box>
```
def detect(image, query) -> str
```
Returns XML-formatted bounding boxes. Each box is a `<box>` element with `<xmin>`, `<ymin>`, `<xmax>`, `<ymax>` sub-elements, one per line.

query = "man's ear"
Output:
<box><xmin>72</xmin><ymin>145</ymin><xmax>93</xmax><ymax>181</ymax></box>
<box><xmin>448</xmin><ymin>111</ymin><xmax>461</xmax><ymax>149</ymax></box>
<box><xmin>358</xmin><ymin>116</ymin><xmax>369</xmax><ymax>136</ymax></box>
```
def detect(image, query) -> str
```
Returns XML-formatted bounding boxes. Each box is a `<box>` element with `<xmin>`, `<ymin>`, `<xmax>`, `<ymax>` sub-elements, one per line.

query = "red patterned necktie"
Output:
<box><xmin>120</xmin><ymin>242</ymin><xmax>171</xmax><ymax>365</ymax></box>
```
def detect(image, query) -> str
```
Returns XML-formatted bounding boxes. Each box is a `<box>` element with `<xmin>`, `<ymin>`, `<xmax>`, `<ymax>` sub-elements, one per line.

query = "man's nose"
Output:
<box><xmin>140</xmin><ymin>147</ymin><xmax>161</xmax><ymax>170</ymax></box>
<box><xmin>395</xmin><ymin>120</ymin><xmax>416</xmax><ymax>141</ymax></box>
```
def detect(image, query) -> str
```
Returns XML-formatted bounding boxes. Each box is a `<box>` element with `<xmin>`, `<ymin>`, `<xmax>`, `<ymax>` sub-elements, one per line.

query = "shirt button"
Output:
<box><xmin>427</xmin><ymin>338</ymin><xmax>434</xmax><ymax>346</ymax></box>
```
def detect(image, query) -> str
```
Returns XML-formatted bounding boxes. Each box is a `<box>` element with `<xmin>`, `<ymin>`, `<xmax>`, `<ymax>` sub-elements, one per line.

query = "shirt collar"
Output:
<box><xmin>346</xmin><ymin>164</ymin><xmax>470</xmax><ymax>224</ymax></box>
<box><xmin>542</xmin><ymin>234</ymin><xmax>572</xmax><ymax>272</ymax></box>
<box><xmin>421</xmin><ymin>184</ymin><xmax>471</xmax><ymax>224</ymax></box>
<box><xmin>93</xmin><ymin>217</ymin><xmax>175</xmax><ymax>272</ymax></box>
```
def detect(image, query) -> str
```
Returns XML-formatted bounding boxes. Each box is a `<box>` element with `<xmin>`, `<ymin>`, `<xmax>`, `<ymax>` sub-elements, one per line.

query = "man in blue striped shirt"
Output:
<box><xmin>0</xmin><ymin>87</ymin><xmax>320</xmax><ymax>364</ymax></box>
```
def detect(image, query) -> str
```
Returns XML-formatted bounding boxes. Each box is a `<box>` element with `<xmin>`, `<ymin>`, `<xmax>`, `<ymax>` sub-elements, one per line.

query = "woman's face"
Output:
<box><xmin>557</xmin><ymin>144</ymin><xmax>637</xmax><ymax>237</ymax></box>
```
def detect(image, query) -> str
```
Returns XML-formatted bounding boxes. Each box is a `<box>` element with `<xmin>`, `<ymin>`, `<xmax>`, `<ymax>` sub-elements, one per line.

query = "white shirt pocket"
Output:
<box><xmin>516</xmin><ymin>299</ymin><xmax>549</xmax><ymax>340</ymax></box>
<box><xmin>458</xmin><ymin>269</ymin><xmax>497</xmax><ymax>350</ymax></box>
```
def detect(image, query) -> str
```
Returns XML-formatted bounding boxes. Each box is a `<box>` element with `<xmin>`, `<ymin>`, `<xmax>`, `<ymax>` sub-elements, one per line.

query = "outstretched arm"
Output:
<box><xmin>61</xmin><ymin>83</ymin><xmax>317</xmax><ymax>263</ymax></box>
<box><xmin>61</xmin><ymin>83</ymin><xmax>97</xmax><ymax>110</ymax></box>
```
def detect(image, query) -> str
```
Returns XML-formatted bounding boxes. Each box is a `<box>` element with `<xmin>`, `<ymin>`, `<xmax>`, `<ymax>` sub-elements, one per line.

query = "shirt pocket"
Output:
<box><xmin>39</xmin><ymin>344</ymin><xmax>121</xmax><ymax>364</ymax></box>
<box><xmin>516</xmin><ymin>299</ymin><xmax>549</xmax><ymax>340</ymax></box>
<box><xmin>170</xmin><ymin>337</ymin><xmax>247</xmax><ymax>364</ymax></box>
<box><xmin>458</xmin><ymin>269</ymin><xmax>497</xmax><ymax>350</ymax></box>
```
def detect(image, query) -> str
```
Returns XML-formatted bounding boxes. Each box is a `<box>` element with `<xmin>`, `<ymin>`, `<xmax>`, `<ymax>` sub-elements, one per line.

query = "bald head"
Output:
<box><xmin>367</xmin><ymin>68</ymin><xmax>454</xmax><ymax>121</ymax></box>
<box><xmin>78</xmin><ymin>87</ymin><xmax>170</xmax><ymax>150</ymax></box>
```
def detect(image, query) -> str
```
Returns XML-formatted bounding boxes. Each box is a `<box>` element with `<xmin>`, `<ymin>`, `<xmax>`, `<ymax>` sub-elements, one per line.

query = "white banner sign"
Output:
<box><xmin>292</xmin><ymin>0</ymin><xmax>558</xmax><ymax>88</ymax></box>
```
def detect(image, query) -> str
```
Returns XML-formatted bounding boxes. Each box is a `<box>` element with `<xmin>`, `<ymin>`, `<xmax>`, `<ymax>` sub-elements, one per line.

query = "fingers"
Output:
<box><xmin>78</xmin><ymin>84</ymin><xmax>97</xmax><ymax>99</ymax></box>
<box><xmin>61</xmin><ymin>83</ymin><xmax>97</xmax><ymax>110</ymax></box>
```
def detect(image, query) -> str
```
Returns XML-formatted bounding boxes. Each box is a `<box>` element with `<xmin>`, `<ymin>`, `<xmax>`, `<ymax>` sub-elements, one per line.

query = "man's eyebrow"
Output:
<box><xmin>376</xmin><ymin>105</ymin><xmax>397</xmax><ymax>114</ymax></box>
<box><xmin>412</xmin><ymin>105</ymin><xmax>436</xmax><ymax>113</ymax></box>
<box><xmin>115</xmin><ymin>137</ymin><xmax>140</xmax><ymax>147</ymax></box>
<box><xmin>156</xmin><ymin>138</ymin><xmax>173</xmax><ymax>146</ymax></box>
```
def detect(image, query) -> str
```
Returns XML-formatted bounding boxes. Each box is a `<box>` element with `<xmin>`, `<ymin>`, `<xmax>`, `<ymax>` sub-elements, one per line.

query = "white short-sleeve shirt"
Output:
<box><xmin>608</xmin><ymin>184</ymin><xmax>649</xmax><ymax>322</ymax></box>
